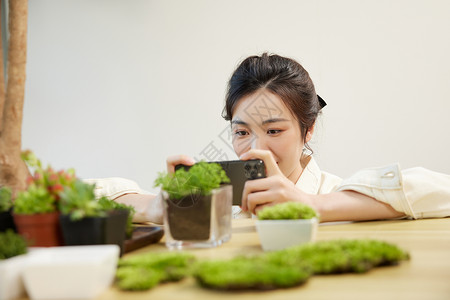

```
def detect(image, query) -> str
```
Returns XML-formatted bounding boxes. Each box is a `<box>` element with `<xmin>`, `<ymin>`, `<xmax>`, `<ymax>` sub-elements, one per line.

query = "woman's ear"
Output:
<box><xmin>305</xmin><ymin>123</ymin><xmax>315</xmax><ymax>143</ymax></box>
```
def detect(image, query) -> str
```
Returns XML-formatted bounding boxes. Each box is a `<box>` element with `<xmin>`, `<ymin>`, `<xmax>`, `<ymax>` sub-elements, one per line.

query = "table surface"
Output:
<box><xmin>97</xmin><ymin>218</ymin><xmax>450</xmax><ymax>300</ymax></box>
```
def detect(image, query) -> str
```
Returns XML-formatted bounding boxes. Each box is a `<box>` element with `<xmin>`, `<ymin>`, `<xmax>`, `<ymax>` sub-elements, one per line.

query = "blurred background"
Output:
<box><xmin>19</xmin><ymin>0</ymin><xmax>450</xmax><ymax>192</ymax></box>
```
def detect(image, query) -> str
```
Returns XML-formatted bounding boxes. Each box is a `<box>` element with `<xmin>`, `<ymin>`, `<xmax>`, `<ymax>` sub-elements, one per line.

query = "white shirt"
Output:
<box><xmin>85</xmin><ymin>157</ymin><xmax>450</xmax><ymax>221</ymax></box>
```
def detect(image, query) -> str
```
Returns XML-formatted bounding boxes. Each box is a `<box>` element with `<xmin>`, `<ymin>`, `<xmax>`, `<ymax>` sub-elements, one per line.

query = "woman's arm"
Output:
<box><xmin>314</xmin><ymin>191</ymin><xmax>405</xmax><ymax>222</ymax></box>
<box><xmin>114</xmin><ymin>193</ymin><xmax>163</xmax><ymax>224</ymax></box>
<box><xmin>239</xmin><ymin>149</ymin><xmax>406</xmax><ymax>222</ymax></box>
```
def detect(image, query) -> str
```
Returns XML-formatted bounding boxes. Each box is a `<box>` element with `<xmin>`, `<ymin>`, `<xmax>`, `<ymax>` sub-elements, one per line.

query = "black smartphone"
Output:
<box><xmin>175</xmin><ymin>159</ymin><xmax>266</xmax><ymax>205</ymax></box>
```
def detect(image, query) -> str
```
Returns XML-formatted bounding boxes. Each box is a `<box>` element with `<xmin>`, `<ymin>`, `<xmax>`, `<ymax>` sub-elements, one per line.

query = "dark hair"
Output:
<box><xmin>222</xmin><ymin>53</ymin><xmax>322</xmax><ymax>150</ymax></box>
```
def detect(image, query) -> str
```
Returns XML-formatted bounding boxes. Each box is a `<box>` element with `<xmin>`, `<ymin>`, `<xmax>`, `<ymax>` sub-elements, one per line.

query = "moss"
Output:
<box><xmin>194</xmin><ymin>256</ymin><xmax>311</xmax><ymax>290</ymax></box>
<box><xmin>116</xmin><ymin>239</ymin><xmax>409</xmax><ymax>292</ymax></box>
<box><xmin>115</xmin><ymin>267</ymin><xmax>162</xmax><ymax>291</ymax></box>
<box><xmin>0</xmin><ymin>230</ymin><xmax>28</xmax><ymax>260</ymax></box>
<box><xmin>257</xmin><ymin>202</ymin><xmax>318</xmax><ymax>220</ymax></box>
<box><xmin>267</xmin><ymin>239</ymin><xmax>410</xmax><ymax>274</ymax></box>
<box><xmin>116</xmin><ymin>252</ymin><xmax>196</xmax><ymax>290</ymax></box>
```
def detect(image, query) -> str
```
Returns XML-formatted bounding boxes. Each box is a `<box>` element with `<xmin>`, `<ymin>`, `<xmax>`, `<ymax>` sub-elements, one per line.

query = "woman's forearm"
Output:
<box><xmin>315</xmin><ymin>191</ymin><xmax>405</xmax><ymax>222</ymax></box>
<box><xmin>114</xmin><ymin>193</ymin><xmax>164</xmax><ymax>224</ymax></box>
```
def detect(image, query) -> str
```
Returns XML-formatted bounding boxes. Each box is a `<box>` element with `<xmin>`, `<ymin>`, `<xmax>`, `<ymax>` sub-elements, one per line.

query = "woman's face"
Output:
<box><xmin>231</xmin><ymin>90</ymin><xmax>311</xmax><ymax>182</ymax></box>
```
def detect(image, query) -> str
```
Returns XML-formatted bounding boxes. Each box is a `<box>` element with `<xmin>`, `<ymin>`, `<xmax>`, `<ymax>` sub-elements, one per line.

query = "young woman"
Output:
<box><xmin>87</xmin><ymin>53</ymin><xmax>450</xmax><ymax>223</ymax></box>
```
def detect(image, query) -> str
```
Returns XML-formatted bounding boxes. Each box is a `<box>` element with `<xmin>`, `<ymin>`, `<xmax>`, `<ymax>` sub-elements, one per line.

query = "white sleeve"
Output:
<box><xmin>335</xmin><ymin>164</ymin><xmax>450</xmax><ymax>219</ymax></box>
<box><xmin>83</xmin><ymin>177</ymin><xmax>150</xmax><ymax>200</ymax></box>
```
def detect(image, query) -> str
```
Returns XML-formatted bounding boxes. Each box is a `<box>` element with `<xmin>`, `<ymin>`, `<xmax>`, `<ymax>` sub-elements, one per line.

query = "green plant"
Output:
<box><xmin>59</xmin><ymin>180</ymin><xmax>105</xmax><ymax>220</ymax></box>
<box><xmin>154</xmin><ymin>162</ymin><xmax>230</xmax><ymax>199</ymax></box>
<box><xmin>116</xmin><ymin>252</ymin><xmax>196</xmax><ymax>291</ymax></box>
<box><xmin>12</xmin><ymin>150</ymin><xmax>77</xmax><ymax>215</ymax></box>
<box><xmin>21</xmin><ymin>150</ymin><xmax>77</xmax><ymax>202</ymax></box>
<box><xmin>14</xmin><ymin>185</ymin><xmax>56</xmax><ymax>214</ymax></box>
<box><xmin>0</xmin><ymin>229</ymin><xmax>27</xmax><ymax>260</ymax></box>
<box><xmin>59</xmin><ymin>180</ymin><xmax>135</xmax><ymax>236</ymax></box>
<box><xmin>0</xmin><ymin>186</ymin><xmax>13</xmax><ymax>212</ymax></box>
<box><xmin>257</xmin><ymin>202</ymin><xmax>319</xmax><ymax>220</ymax></box>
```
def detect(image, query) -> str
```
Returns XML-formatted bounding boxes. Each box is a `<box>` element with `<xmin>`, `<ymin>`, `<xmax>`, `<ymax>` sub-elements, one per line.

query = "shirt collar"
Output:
<box><xmin>295</xmin><ymin>155</ymin><xmax>322</xmax><ymax>194</ymax></box>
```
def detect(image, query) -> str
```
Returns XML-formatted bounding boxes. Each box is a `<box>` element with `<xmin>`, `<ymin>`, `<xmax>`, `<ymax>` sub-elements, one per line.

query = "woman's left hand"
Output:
<box><xmin>239</xmin><ymin>149</ymin><xmax>314</xmax><ymax>215</ymax></box>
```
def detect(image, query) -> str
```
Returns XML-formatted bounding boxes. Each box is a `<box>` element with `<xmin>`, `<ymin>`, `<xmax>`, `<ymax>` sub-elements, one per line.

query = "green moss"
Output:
<box><xmin>194</xmin><ymin>256</ymin><xmax>311</xmax><ymax>290</ymax></box>
<box><xmin>268</xmin><ymin>239</ymin><xmax>410</xmax><ymax>274</ymax></box>
<box><xmin>0</xmin><ymin>230</ymin><xmax>28</xmax><ymax>260</ymax></box>
<box><xmin>257</xmin><ymin>202</ymin><xmax>318</xmax><ymax>220</ymax></box>
<box><xmin>116</xmin><ymin>267</ymin><xmax>162</xmax><ymax>291</ymax></box>
<box><xmin>116</xmin><ymin>252</ymin><xmax>196</xmax><ymax>290</ymax></box>
<box><xmin>115</xmin><ymin>239</ymin><xmax>409</xmax><ymax>292</ymax></box>
<box><xmin>154</xmin><ymin>162</ymin><xmax>230</xmax><ymax>200</ymax></box>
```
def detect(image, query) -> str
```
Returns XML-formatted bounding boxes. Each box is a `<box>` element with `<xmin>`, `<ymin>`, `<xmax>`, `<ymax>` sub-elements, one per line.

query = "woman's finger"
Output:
<box><xmin>166</xmin><ymin>155</ymin><xmax>195</xmax><ymax>173</ymax></box>
<box><xmin>241</xmin><ymin>175</ymin><xmax>283</xmax><ymax>212</ymax></box>
<box><xmin>239</xmin><ymin>149</ymin><xmax>282</xmax><ymax>177</ymax></box>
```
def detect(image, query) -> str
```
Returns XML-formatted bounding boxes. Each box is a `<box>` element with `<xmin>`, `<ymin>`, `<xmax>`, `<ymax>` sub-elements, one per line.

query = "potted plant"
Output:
<box><xmin>154</xmin><ymin>162</ymin><xmax>232</xmax><ymax>249</ymax></box>
<box><xmin>0</xmin><ymin>230</ymin><xmax>29</xmax><ymax>300</ymax></box>
<box><xmin>0</xmin><ymin>186</ymin><xmax>16</xmax><ymax>232</ymax></box>
<box><xmin>58</xmin><ymin>179</ymin><xmax>134</xmax><ymax>255</ymax></box>
<box><xmin>255</xmin><ymin>202</ymin><xmax>319</xmax><ymax>251</ymax></box>
<box><xmin>11</xmin><ymin>151</ymin><xmax>75</xmax><ymax>247</ymax></box>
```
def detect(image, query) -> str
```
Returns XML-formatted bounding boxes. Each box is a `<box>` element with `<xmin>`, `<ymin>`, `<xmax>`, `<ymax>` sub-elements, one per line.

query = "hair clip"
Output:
<box><xmin>317</xmin><ymin>95</ymin><xmax>327</xmax><ymax>109</ymax></box>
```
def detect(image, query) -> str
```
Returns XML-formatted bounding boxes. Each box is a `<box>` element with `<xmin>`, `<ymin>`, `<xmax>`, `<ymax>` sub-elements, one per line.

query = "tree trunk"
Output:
<box><xmin>0</xmin><ymin>0</ymin><xmax>30</xmax><ymax>195</ymax></box>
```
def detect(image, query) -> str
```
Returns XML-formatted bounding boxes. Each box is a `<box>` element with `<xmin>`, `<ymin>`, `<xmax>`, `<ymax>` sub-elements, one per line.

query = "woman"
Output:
<box><xmin>88</xmin><ymin>53</ymin><xmax>450</xmax><ymax>223</ymax></box>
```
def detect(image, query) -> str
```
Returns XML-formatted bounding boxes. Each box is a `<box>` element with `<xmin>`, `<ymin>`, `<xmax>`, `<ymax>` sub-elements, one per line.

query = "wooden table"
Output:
<box><xmin>98</xmin><ymin>218</ymin><xmax>450</xmax><ymax>300</ymax></box>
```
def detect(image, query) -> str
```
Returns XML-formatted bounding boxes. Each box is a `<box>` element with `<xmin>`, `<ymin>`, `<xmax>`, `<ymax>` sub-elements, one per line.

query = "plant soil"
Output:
<box><xmin>167</xmin><ymin>194</ymin><xmax>211</xmax><ymax>240</ymax></box>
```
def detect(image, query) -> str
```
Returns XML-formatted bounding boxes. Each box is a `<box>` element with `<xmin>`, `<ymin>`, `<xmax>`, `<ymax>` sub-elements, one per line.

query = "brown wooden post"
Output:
<box><xmin>0</xmin><ymin>0</ymin><xmax>30</xmax><ymax>195</ymax></box>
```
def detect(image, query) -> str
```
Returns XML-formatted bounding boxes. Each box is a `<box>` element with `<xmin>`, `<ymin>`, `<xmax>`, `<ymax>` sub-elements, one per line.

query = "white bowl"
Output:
<box><xmin>22</xmin><ymin>245</ymin><xmax>119</xmax><ymax>300</ymax></box>
<box><xmin>0</xmin><ymin>254</ymin><xmax>28</xmax><ymax>300</ymax></box>
<box><xmin>255</xmin><ymin>218</ymin><xmax>318</xmax><ymax>251</ymax></box>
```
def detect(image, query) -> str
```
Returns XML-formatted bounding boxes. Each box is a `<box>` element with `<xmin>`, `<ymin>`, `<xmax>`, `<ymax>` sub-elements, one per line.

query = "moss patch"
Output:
<box><xmin>257</xmin><ymin>202</ymin><xmax>318</xmax><ymax>220</ymax></box>
<box><xmin>194</xmin><ymin>256</ymin><xmax>311</xmax><ymax>290</ymax></box>
<box><xmin>116</xmin><ymin>252</ymin><xmax>196</xmax><ymax>290</ymax></box>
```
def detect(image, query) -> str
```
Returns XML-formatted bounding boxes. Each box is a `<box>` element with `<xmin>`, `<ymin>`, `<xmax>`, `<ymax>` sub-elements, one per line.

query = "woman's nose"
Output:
<box><xmin>251</xmin><ymin>136</ymin><xmax>268</xmax><ymax>150</ymax></box>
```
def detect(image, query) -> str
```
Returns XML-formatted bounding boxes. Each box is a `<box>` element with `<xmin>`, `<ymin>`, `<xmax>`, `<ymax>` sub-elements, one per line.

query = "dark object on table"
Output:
<box><xmin>123</xmin><ymin>226</ymin><xmax>164</xmax><ymax>254</ymax></box>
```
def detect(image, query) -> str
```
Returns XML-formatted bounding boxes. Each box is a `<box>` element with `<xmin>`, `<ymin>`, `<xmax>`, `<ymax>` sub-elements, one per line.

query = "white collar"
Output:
<box><xmin>295</xmin><ymin>156</ymin><xmax>322</xmax><ymax>195</ymax></box>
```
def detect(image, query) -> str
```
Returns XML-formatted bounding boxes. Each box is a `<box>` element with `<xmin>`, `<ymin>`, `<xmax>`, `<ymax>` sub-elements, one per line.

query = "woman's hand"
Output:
<box><xmin>166</xmin><ymin>155</ymin><xmax>195</xmax><ymax>173</ymax></box>
<box><xmin>239</xmin><ymin>149</ymin><xmax>315</xmax><ymax>215</ymax></box>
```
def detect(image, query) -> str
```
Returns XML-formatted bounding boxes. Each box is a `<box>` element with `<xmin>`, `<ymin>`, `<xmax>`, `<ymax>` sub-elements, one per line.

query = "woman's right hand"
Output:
<box><xmin>166</xmin><ymin>155</ymin><xmax>196</xmax><ymax>173</ymax></box>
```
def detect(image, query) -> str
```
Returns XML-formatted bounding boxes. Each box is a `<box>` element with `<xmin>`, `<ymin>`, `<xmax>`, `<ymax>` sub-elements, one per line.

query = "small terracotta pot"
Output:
<box><xmin>13</xmin><ymin>212</ymin><xmax>63</xmax><ymax>247</ymax></box>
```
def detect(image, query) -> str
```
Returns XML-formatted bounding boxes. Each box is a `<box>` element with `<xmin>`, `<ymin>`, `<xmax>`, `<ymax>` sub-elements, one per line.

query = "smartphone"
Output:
<box><xmin>175</xmin><ymin>159</ymin><xmax>266</xmax><ymax>205</ymax></box>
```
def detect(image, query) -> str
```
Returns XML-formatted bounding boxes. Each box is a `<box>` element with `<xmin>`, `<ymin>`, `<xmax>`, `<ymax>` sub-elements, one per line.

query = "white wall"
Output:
<box><xmin>23</xmin><ymin>0</ymin><xmax>450</xmax><ymax>192</ymax></box>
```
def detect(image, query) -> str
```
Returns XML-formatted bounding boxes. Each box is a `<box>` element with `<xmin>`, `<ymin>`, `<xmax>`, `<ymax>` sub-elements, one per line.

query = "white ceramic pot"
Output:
<box><xmin>22</xmin><ymin>245</ymin><xmax>119</xmax><ymax>300</ymax></box>
<box><xmin>0</xmin><ymin>254</ymin><xmax>28</xmax><ymax>300</ymax></box>
<box><xmin>255</xmin><ymin>218</ymin><xmax>318</xmax><ymax>251</ymax></box>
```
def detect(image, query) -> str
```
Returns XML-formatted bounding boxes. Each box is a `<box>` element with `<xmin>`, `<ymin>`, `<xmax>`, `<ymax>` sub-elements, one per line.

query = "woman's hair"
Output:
<box><xmin>222</xmin><ymin>53</ymin><xmax>322</xmax><ymax>150</ymax></box>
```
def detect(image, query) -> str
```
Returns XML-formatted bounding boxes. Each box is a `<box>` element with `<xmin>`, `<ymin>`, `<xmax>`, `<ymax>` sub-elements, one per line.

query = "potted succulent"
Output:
<box><xmin>11</xmin><ymin>151</ymin><xmax>75</xmax><ymax>247</ymax></box>
<box><xmin>0</xmin><ymin>186</ymin><xmax>16</xmax><ymax>232</ymax></box>
<box><xmin>154</xmin><ymin>162</ymin><xmax>232</xmax><ymax>249</ymax></box>
<box><xmin>255</xmin><ymin>202</ymin><xmax>319</xmax><ymax>251</ymax></box>
<box><xmin>58</xmin><ymin>179</ymin><xmax>134</xmax><ymax>255</ymax></box>
<box><xmin>0</xmin><ymin>230</ymin><xmax>28</xmax><ymax>300</ymax></box>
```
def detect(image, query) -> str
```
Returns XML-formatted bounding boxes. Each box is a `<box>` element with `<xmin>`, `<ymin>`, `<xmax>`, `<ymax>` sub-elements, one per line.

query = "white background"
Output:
<box><xmin>23</xmin><ymin>0</ymin><xmax>450</xmax><ymax>192</ymax></box>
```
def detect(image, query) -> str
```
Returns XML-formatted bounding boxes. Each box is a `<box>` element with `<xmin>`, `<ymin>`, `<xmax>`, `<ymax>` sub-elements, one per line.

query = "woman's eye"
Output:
<box><xmin>234</xmin><ymin>130</ymin><xmax>249</xmax><ymax>136</ymax></box>
<box><xmin>267</xmin><ymin>129</ymin><xmax>282</xmax><ymax>135</ymax></box>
